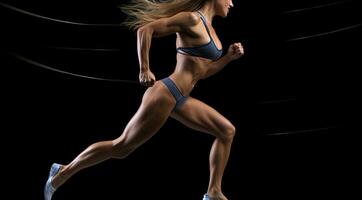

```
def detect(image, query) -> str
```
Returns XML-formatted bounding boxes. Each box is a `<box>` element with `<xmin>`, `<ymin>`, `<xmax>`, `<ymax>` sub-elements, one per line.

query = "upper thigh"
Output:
<box><xmin>170</xmin><ymin>97</ymin><xmax>234</xmax><ymax>137</ymax></box>
<box><xmin>115</xmin><ymin>82</ymin><xmax>175</xmax><ymax>148</ymax></box>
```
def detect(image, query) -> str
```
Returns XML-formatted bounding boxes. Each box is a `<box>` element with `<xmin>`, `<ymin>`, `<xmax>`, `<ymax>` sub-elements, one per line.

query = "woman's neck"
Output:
<box><xmin>199</xmin><ymin>3</ymin><xmax>215</xmax><ymax>24</ymax></box>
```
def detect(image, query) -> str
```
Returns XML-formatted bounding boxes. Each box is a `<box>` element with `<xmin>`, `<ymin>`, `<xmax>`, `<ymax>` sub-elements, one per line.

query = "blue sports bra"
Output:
<box><xmin>176</xmin><ymin>11</ymin><xmax>223</xmax><ymax>61</ymax></box>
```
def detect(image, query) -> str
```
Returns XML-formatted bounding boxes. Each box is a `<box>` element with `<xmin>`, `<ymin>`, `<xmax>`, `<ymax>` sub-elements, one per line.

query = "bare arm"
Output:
<box><xmin>136</xmin><ymin>12</ymin><xmax>199</xmax><ymax>86</ymax></box>
<box><xmin>203</xmin><ymin>42</ymin><xmax>244</xmax><ymax>79</ymax></box>
<box><xmin>137</xmin><ymin>27</ymin><xmax>153</xmax><ymax>73</ymax></box>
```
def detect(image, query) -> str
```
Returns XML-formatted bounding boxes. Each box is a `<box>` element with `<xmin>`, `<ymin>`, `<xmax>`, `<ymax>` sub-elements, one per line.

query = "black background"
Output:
<box><xmin>1</xmin><ymin>0</ymin><xmax>361</xmax><ymax>199</ymax></box>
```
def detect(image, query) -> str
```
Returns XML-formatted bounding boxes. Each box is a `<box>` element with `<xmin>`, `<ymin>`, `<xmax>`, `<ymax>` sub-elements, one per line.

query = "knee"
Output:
<box><xmin>112</xmin><ymin>148</ymin><xmax>134</xmax><ymax>159</ymax></box>
<box><xmin>111</xmin><ymin>140</ymin><xmax>136</xmax><ymax>159</ymax></box>
<box><xmin>220</xmin><ymin>124</ymin><xmax>236</xmax><ymax>142</ymax></box>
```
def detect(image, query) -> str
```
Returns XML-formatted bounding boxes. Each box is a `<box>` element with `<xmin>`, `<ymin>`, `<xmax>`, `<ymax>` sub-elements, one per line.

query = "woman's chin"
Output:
<box><xmin>224</xmin><ymin>10</ymin><xmax>229</xmax><ymax>17</ymax></box>
<box><xmin>217</xmin><ymin>10</ymin><xmax>228</xmax><ymax>18</ymax></box>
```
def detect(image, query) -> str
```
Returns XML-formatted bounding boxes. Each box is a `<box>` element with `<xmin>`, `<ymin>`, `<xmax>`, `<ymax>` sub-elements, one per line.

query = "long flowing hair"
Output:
<box><xmin>120</xmin><ymin>0</ymin><xmax>207</xmax><ymax>31</ymax></box>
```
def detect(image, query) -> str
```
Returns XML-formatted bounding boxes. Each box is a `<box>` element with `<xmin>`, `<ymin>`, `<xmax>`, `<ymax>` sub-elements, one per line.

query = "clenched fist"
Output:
<box><xmin>139</xmin><ymin>70</ymin><xmax>156</xmax><ymax>87</ymax></box>
<box><xmin>227</xmin><ymin>42</ymin><xmax>244</xmax><ymax>61</ymax></box>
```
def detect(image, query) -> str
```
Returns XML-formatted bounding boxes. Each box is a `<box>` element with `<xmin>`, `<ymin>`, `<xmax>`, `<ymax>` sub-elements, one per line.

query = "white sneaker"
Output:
<box><xmin>44</xmin><ymin>163</ymin><xmax>61</xmax><ymax>200</ymax></box>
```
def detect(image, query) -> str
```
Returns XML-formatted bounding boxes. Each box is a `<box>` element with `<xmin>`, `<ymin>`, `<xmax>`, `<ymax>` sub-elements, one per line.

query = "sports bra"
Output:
<box><xmin>176</xmin><ymin>11</ymin><xmax>223</xmax><ymax>61</ymax></box>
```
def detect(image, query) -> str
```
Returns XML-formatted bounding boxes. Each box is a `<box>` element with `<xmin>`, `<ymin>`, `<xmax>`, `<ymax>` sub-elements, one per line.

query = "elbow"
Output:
<box><xmin>137</xmin><ymin>26</ymin><xmax>145</xmax><ymax>38</ymax></box>
<box><xmin>137</xmin><ymin>26</ymin><xmax>153</xmax><ymax>38</ymax></box>
<box><xmin>137</xmin><ymin>26</ymin><xmax>145</xmax><ymax>35</ymax></box>
<box><xmin>201</xmin><ymin>67</ymin><xmax>212</xmax><ymax>80</ymax></box>
<box><xmin>201</xmin><ymin>61</ymin><xmax>216</xmax><ymax>79</ymax></box>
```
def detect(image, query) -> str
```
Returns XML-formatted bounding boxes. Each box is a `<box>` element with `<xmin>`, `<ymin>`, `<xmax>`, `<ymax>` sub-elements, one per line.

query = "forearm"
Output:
<box><xmin>204</xmin><ymin>54</ymin><xmax>232</xmax><ymax>78</ymax></box>
<box><xmin>137</xmin><ymin>27</ymin><xmax>154</xmax><ymax>72</ymax></box>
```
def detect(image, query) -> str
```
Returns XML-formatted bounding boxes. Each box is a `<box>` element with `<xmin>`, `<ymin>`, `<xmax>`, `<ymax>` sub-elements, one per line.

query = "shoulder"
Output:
<box><xmin>171</xmin><ymin>11</ymin><xmax>201</xmax><ymax>27</ymax></box>
<box><xmin>139</xmin><ymin>11</ymin><xmax>201</xmax><ymax>37</ymax></box>
<box><xmin>183</xmin><ymin>12</ymin><xmax>201</xmax><ymax>26</ymax></box>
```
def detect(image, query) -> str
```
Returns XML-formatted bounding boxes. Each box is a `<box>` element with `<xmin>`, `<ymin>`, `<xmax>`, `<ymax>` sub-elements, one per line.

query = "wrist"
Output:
<box><xmin>224</xmin><ymin>53</ymin><xmax>234</xmax><ymax>62</ymax></box>
<box><xmin>140</xmin><ymin>66</ymin><xmax>149</xmax><ymax>72</ymax></box>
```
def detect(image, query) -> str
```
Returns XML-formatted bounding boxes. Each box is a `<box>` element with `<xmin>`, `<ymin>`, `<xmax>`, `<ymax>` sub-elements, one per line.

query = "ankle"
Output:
<box><xmin>207</xmin><ymin>188</ymin><xmax>223</xmax><ymax>196</ymax></box>
<box><xmin>206</xmin><ymin>191</ymin><xmax>228</xmax><ymax>200</ymax></box>
<box><xmin>52</xmin><ymin>165</ymin><xmax>67</xmax><ymax>189</ymax></box>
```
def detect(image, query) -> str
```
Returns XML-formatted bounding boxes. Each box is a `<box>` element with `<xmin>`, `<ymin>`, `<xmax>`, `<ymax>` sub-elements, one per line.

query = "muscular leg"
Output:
<box><xmin>171</xmin><ymin>97</ymin><xmax>235</xmax><ymax>200</ymax></box>
<box><xmin>50</xmin><ymin>81</ymin><xmax>175</xmax><ymax>190</ymax></box>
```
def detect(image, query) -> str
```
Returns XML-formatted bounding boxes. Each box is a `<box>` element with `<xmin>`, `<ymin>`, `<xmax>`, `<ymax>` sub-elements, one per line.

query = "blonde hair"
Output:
<box><xmin>120</xmin><ymin>0</ymin><xmax>207</xmax><ymax>31</ymax></box>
